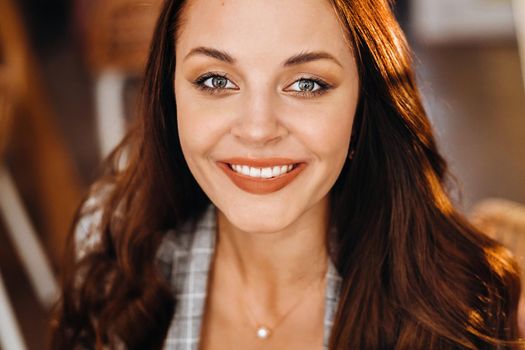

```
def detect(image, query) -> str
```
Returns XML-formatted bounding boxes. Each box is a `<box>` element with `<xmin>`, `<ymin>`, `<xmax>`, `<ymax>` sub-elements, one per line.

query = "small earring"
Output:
<box><xmin>348</xmin><ymin>149</ymin><xmax>355</xmax><ymax>160</ymax></box>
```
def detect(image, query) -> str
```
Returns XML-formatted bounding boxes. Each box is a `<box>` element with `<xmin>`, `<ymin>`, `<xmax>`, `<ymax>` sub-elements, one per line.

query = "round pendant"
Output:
<box><xmin>256</xmin><ymin>326</ymin><xmax>271</xmax><ymax>339</ymax></box>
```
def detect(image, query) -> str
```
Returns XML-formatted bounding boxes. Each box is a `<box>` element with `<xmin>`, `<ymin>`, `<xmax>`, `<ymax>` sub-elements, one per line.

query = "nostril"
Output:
<box><xmin>230</xmin><ymin>117</ymin><xmax>288</xmax><ymax>146</ymax></box>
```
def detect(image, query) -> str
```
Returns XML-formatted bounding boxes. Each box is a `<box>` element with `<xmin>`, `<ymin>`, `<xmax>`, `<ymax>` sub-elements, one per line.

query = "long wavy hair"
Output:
<box><xmin>50</xmin><ymin>0</ymin><xmax>523</xmax><ymax>349</ymax></box>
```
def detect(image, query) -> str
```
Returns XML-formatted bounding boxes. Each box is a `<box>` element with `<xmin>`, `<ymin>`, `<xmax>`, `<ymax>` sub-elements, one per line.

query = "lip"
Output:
<box><xmin>217</xmin><ymin>157</ymin><xmax>307</xmax><ymax>195</ymax></box>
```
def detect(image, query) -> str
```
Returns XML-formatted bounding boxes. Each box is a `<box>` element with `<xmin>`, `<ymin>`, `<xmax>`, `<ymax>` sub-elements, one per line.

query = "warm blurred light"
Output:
<box><xmin>513</xmin><ymin>0</ymin><xmax>525</xmax><ymax>87</ymax></box>
<box><xmin>412</xmin><ymin>0</ymin><xmax>515</xmax><ymax>43</ymax></box>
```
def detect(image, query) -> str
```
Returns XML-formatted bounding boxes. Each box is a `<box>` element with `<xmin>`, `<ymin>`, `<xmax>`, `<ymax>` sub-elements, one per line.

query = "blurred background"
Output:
<box><xmin>0</xmin><ymin>0</ymin><xmax>523</xmax><ymax>349</ymax></box>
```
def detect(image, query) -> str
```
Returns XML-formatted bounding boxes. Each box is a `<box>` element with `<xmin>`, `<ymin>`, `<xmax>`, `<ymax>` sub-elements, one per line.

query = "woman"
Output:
<box><xmin>51</xmin><ymin>0</ymin><xmax>523</xmax><ymax>349</ymax></box>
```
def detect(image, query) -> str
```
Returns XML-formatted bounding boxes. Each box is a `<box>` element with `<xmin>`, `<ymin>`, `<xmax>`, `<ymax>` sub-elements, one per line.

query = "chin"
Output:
<box><xmin>220</xmin><ymin>201</ymin><xmax>299</xmax><ymax>235</ymax></box>
<box><xmin>231</xmin><ymin>219</ymin><xmax>290</xmax><ymax>235</ymax></box>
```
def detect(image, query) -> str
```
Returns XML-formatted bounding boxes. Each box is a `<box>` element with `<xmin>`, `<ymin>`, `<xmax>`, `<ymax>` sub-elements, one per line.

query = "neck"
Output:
<box><xmin>214</xmin><ymin>197</ymin><xmax>330</xmax><ymax>300</ymax></box>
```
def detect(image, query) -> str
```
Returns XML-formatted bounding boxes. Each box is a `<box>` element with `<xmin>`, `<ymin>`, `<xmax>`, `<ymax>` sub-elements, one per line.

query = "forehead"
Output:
<box><xmin>176</xmin><ymin>0</ymin><xmax>352</xmax><ymax>64</ymax></box>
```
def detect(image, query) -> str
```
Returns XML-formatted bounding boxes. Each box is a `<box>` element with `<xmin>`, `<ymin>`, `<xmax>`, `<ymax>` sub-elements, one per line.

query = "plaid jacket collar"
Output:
<box><xmin>156</xmin><ymin>204</ymin><xmax>342</xmax><ymax>350</ymax></box>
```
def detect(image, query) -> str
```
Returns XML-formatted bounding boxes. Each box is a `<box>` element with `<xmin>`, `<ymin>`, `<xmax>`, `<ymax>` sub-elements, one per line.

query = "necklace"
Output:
<box><xmin>223</xmin><ymin>256</ymin><xmax>327</xmax><ymax>340</ymax></box>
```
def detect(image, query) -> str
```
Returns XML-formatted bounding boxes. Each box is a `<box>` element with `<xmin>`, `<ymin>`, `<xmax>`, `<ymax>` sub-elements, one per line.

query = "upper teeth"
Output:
<box><xmin>230</xmin><ymin>164</ymin><xmax>294</xmax><ymax>178</ymax></box>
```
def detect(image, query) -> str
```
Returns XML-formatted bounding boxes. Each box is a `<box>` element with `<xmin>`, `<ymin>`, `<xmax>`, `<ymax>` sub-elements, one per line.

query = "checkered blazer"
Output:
<box><xmin>76</xmin><ymin>201</ymin><xmax>342</xmax><ymax>350</ymax></box>
<box><xmin>155</xmin><ymin>204</ymin><xmax>343</xmax><ymax>350</ymax></box>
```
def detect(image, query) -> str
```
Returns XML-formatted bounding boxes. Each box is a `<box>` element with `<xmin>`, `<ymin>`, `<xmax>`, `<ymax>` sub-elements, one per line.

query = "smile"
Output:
<box><xmin>217</xmin><ymin>158</ymin><xmax>307</xmax><ymax>194</ymax></box>
<box><xmin>229</xmin><ymin>164</ymin><xmax>296</xmax><ymax>178</ymax></box>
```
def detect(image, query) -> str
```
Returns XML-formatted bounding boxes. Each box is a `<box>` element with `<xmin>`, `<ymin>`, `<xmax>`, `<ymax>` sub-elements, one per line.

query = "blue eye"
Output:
<box><xmin>289</xmin><ymin>79</ymin><xmax>321</xmax><ymax>92</ymax></box>
<box><xmin>286</xmin><ymin>78</ymin><xmax>331</xmax><ymax>97</ymax></box>
<box><xmin>193</xmin><ymin>73</ymin><xmax>238</xmax><ymax>94</ymax></box>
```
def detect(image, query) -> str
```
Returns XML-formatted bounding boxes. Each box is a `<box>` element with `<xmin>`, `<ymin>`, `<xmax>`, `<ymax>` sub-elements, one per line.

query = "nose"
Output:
<box><xmin>230</xmin><ymin>89</ymin><xmax>287</xmax><ymax>146</ymax></box>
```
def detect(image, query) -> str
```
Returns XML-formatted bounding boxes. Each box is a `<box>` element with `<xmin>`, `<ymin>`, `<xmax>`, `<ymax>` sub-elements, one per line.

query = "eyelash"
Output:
<box><xmin>192</xmin><ymin>73</ymin><xmax>236</xmax><ymax>96</ymax></box>
<box><xmin>192</xmin><ymin>72</ymin><xmax>332</xmax><ymax>98</ymax></box>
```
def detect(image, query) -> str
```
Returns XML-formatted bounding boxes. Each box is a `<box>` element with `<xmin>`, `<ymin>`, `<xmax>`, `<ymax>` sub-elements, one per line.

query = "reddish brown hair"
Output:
<box><xmin>50</xmin><ymin>0</ymin><xmax>523</xmax><ymax>349</ymax></box>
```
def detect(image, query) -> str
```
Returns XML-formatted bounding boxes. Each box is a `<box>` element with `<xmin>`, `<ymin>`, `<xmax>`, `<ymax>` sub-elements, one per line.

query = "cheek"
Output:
<box><xmin>293</xmin><ymin>95</ymin><xmax>357</xmax><ymax>162</ymax></box>
<box><xmin>175</xmin><ymin>87</ymin><xmax>230</xmax><ymax>158</ymax></box>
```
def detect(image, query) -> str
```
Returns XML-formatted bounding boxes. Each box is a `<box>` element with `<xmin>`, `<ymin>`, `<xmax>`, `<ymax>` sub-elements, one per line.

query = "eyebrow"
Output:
<box><xmin>183</xmin><ymin>46</ymin><xmax>343</xmax><ymax>68</ymax></box>
<box><xmin>184</xmin><ymin>46</ymin><xmax>236</xmax><ymax>64</ymax></box>
<box><xmin>284</xmin><ymin>51</ymin><xmax>342</xmax><ymax>68</ymax></box>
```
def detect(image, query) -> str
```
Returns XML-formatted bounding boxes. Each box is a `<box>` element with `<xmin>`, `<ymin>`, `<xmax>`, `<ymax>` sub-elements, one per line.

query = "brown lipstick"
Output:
<box><xmin>217</xmin><ymin>157</ymin><xmax>307</xmax><ymax>195</ymax></box>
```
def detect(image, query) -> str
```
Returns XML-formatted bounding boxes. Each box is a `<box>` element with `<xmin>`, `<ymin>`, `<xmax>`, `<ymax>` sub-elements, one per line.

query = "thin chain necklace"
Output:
<box><xmin>223</xmin><ymin>256</ymin><xmax>327</xmax><ymax>340</ymax></box>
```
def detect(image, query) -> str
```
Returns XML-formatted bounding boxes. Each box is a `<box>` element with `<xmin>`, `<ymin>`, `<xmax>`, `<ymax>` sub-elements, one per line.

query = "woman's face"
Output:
<box><xmin>174</xmin><ymin>0</ymin><xmax>359</xmax><ymax>233</ymax></box>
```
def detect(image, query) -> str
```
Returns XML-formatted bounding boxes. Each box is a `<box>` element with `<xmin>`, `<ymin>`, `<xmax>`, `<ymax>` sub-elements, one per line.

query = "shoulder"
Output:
<box><xmin>154</xmin><ymin>227</ymin><xmax>193</xmax><ymax>284</ymax></box>
<box><xmin>74</xmin><ymin>188</ymin><xmax>216</xmax><ymax>288</ymax></box>
<box><xmin>155</xmin><ymin>203</ymin><xmax>217</xmax><ymax>286</ymax></box>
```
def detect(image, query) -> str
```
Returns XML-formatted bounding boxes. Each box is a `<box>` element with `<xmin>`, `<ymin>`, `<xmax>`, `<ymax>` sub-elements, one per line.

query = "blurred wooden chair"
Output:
<box><xmin>0</xmin><ymin>0</ymin><xmax>83</xmax><ymax>267</ymax></box>
<box><xmin>76</xmin><ymin>0</ymin><xmax>162</xmax><ymax>157</ymax></box>
<box><xmin>0</xmin><ymin>1</ymin><xmax>84</xmax><ymax>348</ymax></box>
<box><xmin>0</xmin><ymin>20</ymin><xmax>27</xmax><ymax>349</ymax></box>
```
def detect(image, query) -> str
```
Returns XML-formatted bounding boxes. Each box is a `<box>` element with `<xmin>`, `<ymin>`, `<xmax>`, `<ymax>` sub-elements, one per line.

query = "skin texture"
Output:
<box><xmin>174</xmin><ymin>0</ymin><xmax>359</xmax><ymax>348</ymax></box>
<box><xmin>175</xmin><ymin>0</ymin><xmax>358</xmax><ymax>234</ymax></box>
